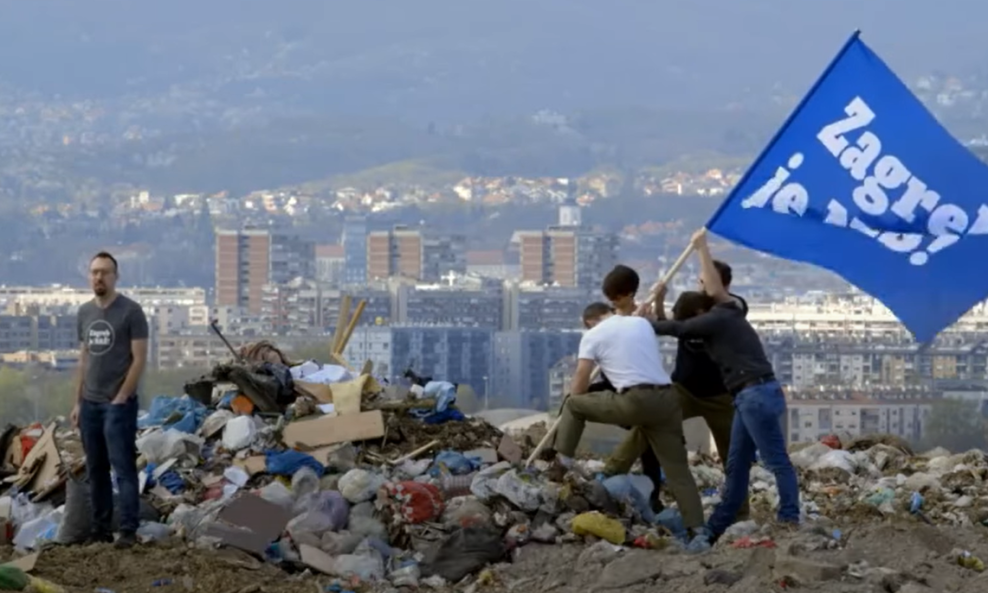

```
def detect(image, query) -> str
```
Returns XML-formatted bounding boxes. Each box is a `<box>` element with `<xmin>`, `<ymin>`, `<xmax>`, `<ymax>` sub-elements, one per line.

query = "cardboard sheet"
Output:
<box><xmin>4</xmin><ymin>423</ymin><xmax>60</xmax><ymax>493</ymax></box>
<box><xmin>282</xmin><ymin>410</ymin><xmax>384</xmax><ymax>449</ymax></box>
<box><xmin>331</xmin><ymin>376</ymin><xmax>366</xmax><ymax>416</ymax></box>
<box><xmin>204</xmin><ymin>493</ymin><xmax>291</xmax><ymax>555</ymax></box>
<box><xmin>295</xmin><ymin>381</ymin><xmax>333</xmax><ymax>404</ymax></box>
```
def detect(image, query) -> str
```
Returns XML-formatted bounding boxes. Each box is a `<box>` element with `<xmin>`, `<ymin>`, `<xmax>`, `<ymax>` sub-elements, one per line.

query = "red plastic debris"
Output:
<box><xmin>381</xmin><ymin>481</ymin><xmax>444</xmax><ymax>524</ymax></box>
<box><xmin>730</xmin><ymin>535</ymin><xmax>777</xmax><ymax>549</ymax></box>
<box><xmin>820</xmin><ymin>434</ymin><xmax>842</xmax><ymax>449</ymax></box>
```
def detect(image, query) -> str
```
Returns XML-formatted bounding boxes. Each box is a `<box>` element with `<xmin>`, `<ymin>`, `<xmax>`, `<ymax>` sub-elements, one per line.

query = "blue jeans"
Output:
<box><xmin>79</xmin><ymin>397</ymin><xmax>140</xmax><ymax>535</ymax></box>
<box><xmin>707</xmin><ymin>381</ymin><xmax>800</xmax><ymax>537</ymax></box>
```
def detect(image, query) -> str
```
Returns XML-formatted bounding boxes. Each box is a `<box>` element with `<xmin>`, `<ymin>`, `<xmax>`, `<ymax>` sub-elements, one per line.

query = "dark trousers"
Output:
<box><xmin>79</xmin><ymin>397</ymin><xmax>140</xmax><ymax>535</ymax></box>
<box><xmin>606</xmin><ymin>383</ymin><xmax>751</xmax><ymax>522</ymax></box>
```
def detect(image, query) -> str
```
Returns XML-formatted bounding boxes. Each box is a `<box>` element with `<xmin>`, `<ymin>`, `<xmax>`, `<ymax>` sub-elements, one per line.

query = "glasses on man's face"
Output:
<box><xmin>90</xmin><ymin>268</ymin><xmax>115</xmax><ymax>279</ymax></box>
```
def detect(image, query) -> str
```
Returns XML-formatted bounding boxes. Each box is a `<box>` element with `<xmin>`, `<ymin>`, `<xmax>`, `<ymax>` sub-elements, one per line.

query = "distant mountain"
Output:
<box><xmin>3</xmin><ymin>1</ymin><xmax>987</xmax><ymax>120</ymax></box>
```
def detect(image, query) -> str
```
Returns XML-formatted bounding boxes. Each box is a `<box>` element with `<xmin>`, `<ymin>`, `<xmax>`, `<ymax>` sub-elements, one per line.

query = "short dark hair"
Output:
<box><xmin>91</xmin><ymin>251</ymin><xmax>119</xmax><ymax>273</ymax></box>
<box><xmin>582</xmin><ymin>302</ymin><xmax>614</xmax><ymax>326</ymax></box>
<box><xmin>712</xmin><ymin>260</ymin><xmax>732</xmax><ymax>288</ymax></box>
<box><xmin>672</xmin><ymin>291</ymin><xmax>715</xmax><ymax>321</ymax></box>
<box><xmin>602</xmin><ymin>265</ymin><xmax>639</xmax><ymax>300</ymax></box>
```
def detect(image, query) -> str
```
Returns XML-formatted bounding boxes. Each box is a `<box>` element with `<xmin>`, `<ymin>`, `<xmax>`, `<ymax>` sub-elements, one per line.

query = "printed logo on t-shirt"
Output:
<box><xmin>86</xmin><ymin>320</ymin><xmax>115</xmax><ymax>356</ymax></box>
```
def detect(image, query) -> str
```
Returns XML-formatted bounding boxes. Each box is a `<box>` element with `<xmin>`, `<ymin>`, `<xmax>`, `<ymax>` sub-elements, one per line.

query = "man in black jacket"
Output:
<box><xmin>602</xmin><ymin>260</ymin><xmax>750</xmax><ymax>522</ymax></box>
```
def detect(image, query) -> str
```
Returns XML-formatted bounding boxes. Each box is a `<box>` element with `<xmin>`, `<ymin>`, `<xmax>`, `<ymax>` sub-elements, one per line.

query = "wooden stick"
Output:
<box><xmin>389</xmin><ymin>440</ymin><xmax>440</xmax><ymax>465</ymax></box>
<box><xmin>338</xmin><ymin>299</ymin><xmax>367</xmax><ymax>354</ymax></box>
<box><xmin>332</xmin><ymin>294</ymin><xmax>352</xmax><ymax>355</ymax></box>
<box><xmin>524</xmin><ymin>241</ymin><xmax>697</xmax><ymax>467</ymax></box>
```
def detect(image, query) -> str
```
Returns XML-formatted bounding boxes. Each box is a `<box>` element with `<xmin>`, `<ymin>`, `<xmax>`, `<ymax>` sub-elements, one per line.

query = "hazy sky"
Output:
<box><xmin>0</xmin><ymin>1</ymin><xmax>983</xmax><ymax>118</ymax></box>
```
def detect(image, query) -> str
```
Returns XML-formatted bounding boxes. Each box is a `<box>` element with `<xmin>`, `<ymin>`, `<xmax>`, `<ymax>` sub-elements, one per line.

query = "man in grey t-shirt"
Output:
<box><xmin>72</xmin><ymin>251</ymin><xmax>149</xmax><ymax>549</ymax></box>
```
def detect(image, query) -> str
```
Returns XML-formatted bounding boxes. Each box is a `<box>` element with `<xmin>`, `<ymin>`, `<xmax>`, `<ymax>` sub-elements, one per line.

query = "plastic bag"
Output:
<box><xmin>14</xmin><ymin>507</ymin><xmax>62</xmax><ymax>550</ymax></box>
<box><xmin>421</xmin><ymin>527</ymin><xmax>505</xmax><ymax>583</ymax></box>
<box><xmin>222</xmin><ymin>416</ymin><xmax>257</xmax><ymax>451</ymax></box>
<box><xmin>492</xmin><ymin>469</ymin><xmax>541</xmax><ymax>512</ymax></box>
<box><xmin>136</xmin><ymin>429</ymin><xmax>203</xmax><ymax>465</ymax></box>
<box><xmin>137</xmin><ymin>521</ymin><xmax>173</xmax><ymax>542</ymax></box>
<box><xmin>287</xmin><ymin>491</ymin><xmax>349</xmax><ymax>540</ymax></box>
<box><xmin>290</xmin><ymin>466</ymin><xmax>320</xmax><ymax>500</ymax></box>
<box><xmin>428</xmin><ymin>451</ymin><xmax>477</xmax><ymax>478</ymax></box>
<box><xmin>790</xmin><ymin>442</ymin><xmax>833</xmax><ymax>470</ymax></box>
<box><xmin>379</xmin><ymin>482</ymin><xmax>444</xmax><ymax>524</ymax></box>
<box><xmin>332</xmin><ymin>549</ymin><xmax>385</xmax><ymax>581</ymax></box>
<box><xmin>139</xmin><ymin>395</ymin><xmax>207</xmax><ymax>433</ymax></box>
<box><xmin>266</xmin><ymin>450</ymin><xmax>325</xmax><ymax>478</ymax></box>
<box><xmin>571</xmin><ymin>511</ymin><xmax>625</xmax><ymax>545</ymax></box>
<box><xmin>602</xmin><ymin>475</ymin><xmax>655</xmax><ymax>523</ymax></box>
<box><xmin>339</xmin><ymin>469</ymin><xmax>386</xmax><ymax>504</ymax></box>
<box><xmin>199</xmin><ymin>410</ymin><xmax>235</xmax><ymax>438</ymax></box>
<box><xmin>809</xmin><ymin>450</ymin><xmax>857</xmax><ymax>474</ymax></box>
<box><xmin>56</xmin><ymin>477</ymin><xmax>91</xmax><ymax>544</ymax></box>
<box><xmin>258</xmin><ymin>481</ymin><xmax>295</xmax><ymax>510</ymax></box>
<box><xmin>469</xmin><ymin>462</ymin><xmax>511</xmax><ymax>501</ymax></box>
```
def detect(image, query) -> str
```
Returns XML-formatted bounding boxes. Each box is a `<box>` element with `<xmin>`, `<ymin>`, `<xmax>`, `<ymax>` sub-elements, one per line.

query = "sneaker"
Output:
<box><xmin>114</xmin><ymin>532</ymin><xmax>137</xmax><ymax>550</ymax></box>
<box><xmin>684</xmin><ymin>527</ymin><xmax>713</xmax><ymax>554</ymax></box>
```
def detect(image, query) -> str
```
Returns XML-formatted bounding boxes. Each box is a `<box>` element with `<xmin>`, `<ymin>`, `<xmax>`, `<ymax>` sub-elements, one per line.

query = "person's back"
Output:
<box><xmin>671</xmin><ymin>293</ymin><xmax>748</xmax><ymax>397</ymax></box>
<box><xmin>582</xmin><ymin>314</ymin><xmax>669</xmax><ymax>390</ymax></box>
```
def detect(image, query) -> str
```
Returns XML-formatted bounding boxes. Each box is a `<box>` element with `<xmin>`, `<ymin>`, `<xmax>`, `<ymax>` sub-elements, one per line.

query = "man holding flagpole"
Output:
<box><xmin>645</xmin><ymin>229</ymin><xmax>800</xmax><ymax>551</ymax></box>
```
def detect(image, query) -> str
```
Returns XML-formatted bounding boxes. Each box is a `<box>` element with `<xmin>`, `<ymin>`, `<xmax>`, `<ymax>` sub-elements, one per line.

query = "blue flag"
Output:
<box><xmin>708</xmin><ymin>31</ymin><xmax>988</xmax><ymax>343</ymax></box>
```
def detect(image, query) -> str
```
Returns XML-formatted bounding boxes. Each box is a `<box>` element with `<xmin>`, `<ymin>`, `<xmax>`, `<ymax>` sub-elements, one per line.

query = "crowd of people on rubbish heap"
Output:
<box><xmin>542</xmin><ymin>227</ymin><xmax>800</xmax><ymax>553</ymax></box>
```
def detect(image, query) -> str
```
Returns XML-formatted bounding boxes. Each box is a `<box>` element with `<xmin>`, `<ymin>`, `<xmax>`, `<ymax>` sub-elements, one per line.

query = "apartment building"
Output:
<box><xmin>785</xmin><ymin>390</ymin><xmax>933</xmax><ymax>444</ymax></box>
<box><xmin>512</xmin><ymin>202</ymin><xmax>618</xmax><ymax>289</ymax></box>
<box><xmin>342</xmin><ymin>216</ymin><xmax>369</xmax><ymax>285</ymax></box>
<box><xmin>315</xmin><ymin>244</ymin><xmax>345</xmax><ymax>285</ymax></box>
<box><xmin>0</xmin><ymin>315</ymin><xmax>77</xmax><ymax>353</ymax></box>
<box><xmin>395</xmin><ymin>275</ymin><xmax>504</xmax><ymax>329</ymax></box>
<box><xmin>366</xmin><ymin>225</ymin><xmax>466</xmax><ymax>282</ymax></box>
<box><xmin>0</xmin><ymin>286</ymin><xmax>206</xmax><ymax>310</ymax></box>
<box><xmin>215</xmin><ymin>228</ymin><xmax>315</xmax><ymax>314</ymax></box>
<box><xmin>492</xmin><ymin>330</ymin><xmax>583</xmax><ymax>409</ymax></box>
<box><xmin>503</xmin><ymin>283</ymin><xmax>597</xmax><ymax>331</ymax></box>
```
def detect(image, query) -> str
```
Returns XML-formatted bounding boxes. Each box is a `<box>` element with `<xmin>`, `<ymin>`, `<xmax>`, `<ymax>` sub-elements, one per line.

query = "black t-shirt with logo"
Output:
<box><xmin>77</xmin><ymin>294</ymin><xmax>149</xmax><ymax>403</ymax></box>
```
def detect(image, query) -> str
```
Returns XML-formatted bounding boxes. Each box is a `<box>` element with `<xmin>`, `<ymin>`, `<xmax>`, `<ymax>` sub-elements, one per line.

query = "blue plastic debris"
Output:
<box><xmin>428</xmin><ymin>451</ymin><xmax>478</xmax><ymax>478</ymax></box>
<box><xmin>139</xmin><ymin>396</ymin><xmax>207</xmax><ymax>433</ymax></box>
<box><xmin>265</xmin><ymin>449</ymin><xmax>326</xmax><ymax>478</ymax></box>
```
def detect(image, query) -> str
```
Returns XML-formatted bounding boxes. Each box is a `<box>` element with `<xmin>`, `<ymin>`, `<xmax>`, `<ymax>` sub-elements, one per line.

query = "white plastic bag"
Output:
<box><xmin>259</xmin><ymin>481</ymin><xmax>295</xmax><ymax>510</ymax></box>
<box><xmin>492</xmin><ymin>469</ymin><xmax>541</xmax><ymax>512</ymax></box>
<box><xmin>338</xmin><ymin>469</ymin><xmax>386</xmax><ymax>503</ymax></box>
<box><xmin>809</xmin><ymin>450</ymin><xmax>857</xmax><ymax>474</ymax></box>
<box><xmin>14</xmin><ymin>507</ymin><xmax>62</xmax><ymax>550</ymax></box>
<box><xmin>137</xmin><ymin>429</ymin><xmax>204</xmax><ymax>465</ymax></box>
<box><xmin>222</xmin><ymin>416</ymin><xmax>257</xmax><ymax>451</ymax></box>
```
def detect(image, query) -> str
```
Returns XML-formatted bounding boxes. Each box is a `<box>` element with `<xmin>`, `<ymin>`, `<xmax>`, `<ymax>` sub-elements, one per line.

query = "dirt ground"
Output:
<box><xmin>4</xmin><ymin>519</ymin><xmax>988</xmax><ymax>593</ymax></box>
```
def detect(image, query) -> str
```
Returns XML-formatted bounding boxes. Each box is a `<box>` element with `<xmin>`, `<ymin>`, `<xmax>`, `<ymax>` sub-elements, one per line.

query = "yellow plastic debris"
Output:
<box><xmin>958</xmin><ymin>553</ymin><xmax>985</xmax><ymax>572</ymax></box>
<box><xmin>571</xmin><ymin>511</ymin><xmax>626</xmax><ymax>545</ymax></box>
<box><xmin>25</xmin><ymin>576</ymin><xmax>66</xmax><ymax>593</ymax></box>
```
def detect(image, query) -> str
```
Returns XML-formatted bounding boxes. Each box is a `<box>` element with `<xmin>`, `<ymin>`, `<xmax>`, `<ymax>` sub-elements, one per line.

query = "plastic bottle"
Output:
<box><xmin>440</xmin><ymin>473</ymin><xmax>474</xmax><ymax>497</ymax></box>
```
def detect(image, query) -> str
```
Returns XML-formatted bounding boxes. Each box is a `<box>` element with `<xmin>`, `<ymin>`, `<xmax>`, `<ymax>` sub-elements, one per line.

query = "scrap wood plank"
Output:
<box><xmin>331</xmin><ymin>295</ymin><xmax>352</xmax><ymax>356</ymax></box>
<box><xmin>282</xmin><ymin>410</ymin><xmax>385</xmax><ymax>449</ymax></box>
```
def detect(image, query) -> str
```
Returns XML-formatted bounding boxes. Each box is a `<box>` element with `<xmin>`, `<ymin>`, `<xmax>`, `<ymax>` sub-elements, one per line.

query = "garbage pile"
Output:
<box><xmin>3</xmin><ymin>346</ymin><xmax>988</xmax><ymax>591</ymax></box>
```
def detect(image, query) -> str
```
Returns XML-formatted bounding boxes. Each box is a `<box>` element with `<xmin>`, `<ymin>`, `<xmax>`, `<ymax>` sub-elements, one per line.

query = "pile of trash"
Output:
<box><xmin>3</xmin><ymin>343</ymin><xmax>988</xmax><ymax>591</ymax></box>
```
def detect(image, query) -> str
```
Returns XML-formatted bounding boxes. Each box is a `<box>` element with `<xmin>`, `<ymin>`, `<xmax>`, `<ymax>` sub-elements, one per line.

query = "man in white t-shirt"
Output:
<box><xmin>552</xmin><ymin>302</ymin><xmax>705</xmax><ymax>536</ymax></box>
